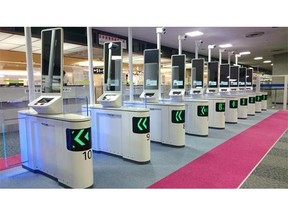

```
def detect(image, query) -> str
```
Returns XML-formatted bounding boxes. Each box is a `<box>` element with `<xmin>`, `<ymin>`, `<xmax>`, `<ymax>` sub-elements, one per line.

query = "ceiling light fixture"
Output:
<box><xmin>271</xmin><ymin>63</ymin><xmax>273</xmax><ymax>66</ymax></box>
<box><xmin>219</xmin><ymin>44</ymin><xmax>232</xmax><ymax>48</ymax></box>
<box><xmin>239</xmin><ymin>51</ymin><xmax>251</xmax><ymax>55</ymax></box>
<box><xmin>185</xmin><ymin>31</ymin><xmax>203</xmax><ymax>37</ymax></box>
<box><xmin>263</xmin><ymin>60</ymin><xmax>271</xmax><ymax>63</ymax></box>
<box><xmin>254</xmin><ymin>57</ymin><xmax>263</xmax><ymax>60</ymax></box>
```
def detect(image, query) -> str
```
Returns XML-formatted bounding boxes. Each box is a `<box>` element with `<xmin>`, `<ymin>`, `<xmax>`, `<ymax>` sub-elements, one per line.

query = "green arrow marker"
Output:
<box><xmin>137</xmin><ymin>118</ymin><xmax>143</xmax><ymax>131</ymax></box>
<box><xmin>175</xmin><ymin>111</ymin><xmax>179</xmax><ymax>122</ymax></box>
<box><xmin>178</xmin><ymin>111</ymin><xmax>182</xmax><ymax>121</ymax></box>
<box><xmin>219</xmin><ymin>103</ymin><xmax>223</xmax><ymax>110</ymax></box>
<box><xmin>85</xmin><ymin>132</ymin><xmax>89</xmax><ymax>141</ymax></box>
<box><xmin>142</xmin><ymin>117</ymin><xmax>147</xmax><ymax>129</ymax></box>
<box><xmin>232</xmin><ymin>101</ymin><xmax>236</xmax><ymax>107</ymax></box>
<box><xmin>201</xmin><ymin>106</ymin><xmax>206</xmax><ymax>115</ymax></box>
<box><xmin>74</xmin><ymin>129</ymin><xmax>85</xmax><ymax>146</ymax></box>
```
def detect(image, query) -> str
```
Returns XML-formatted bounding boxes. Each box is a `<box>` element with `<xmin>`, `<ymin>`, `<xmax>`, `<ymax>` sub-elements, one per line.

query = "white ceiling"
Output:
<box><xmin>94</xmin><ymin>27</ymin><xmax>288</xmax><ymax>72</ymax></box>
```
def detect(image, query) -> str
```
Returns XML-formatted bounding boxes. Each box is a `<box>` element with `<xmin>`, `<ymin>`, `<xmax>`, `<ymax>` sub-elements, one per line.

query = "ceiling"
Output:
<box><xmin>94</xmin><ymin>27</ymin><xmax>288</xmax><ymax>72</ymax></box>
<box><xmin>1</xmin><ymin>27</ymin><xmax>287</xmax><ymax>73</ymax></box>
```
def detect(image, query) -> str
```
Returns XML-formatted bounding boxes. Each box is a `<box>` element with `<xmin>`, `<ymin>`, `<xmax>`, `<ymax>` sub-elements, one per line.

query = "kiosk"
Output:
<box><xmin>261</xmin><ymin>92</ymin><xmax>268</xmax><ymax>111</ymax></box>
<box><xmin>245</xmin><ymin>67</ymin><xmax>256</xmax><ymax>116</ymax></box>
<box><xmin>18</xmin><ymin>28</ymin><xmax>93</xmax><ymax>188</ymax></box>
<box><xmin>125</xmin><ymin>49</ymin><xmax>185</xmax><ymax>147</ymax></box>
<box><xmin>89</xmin><ymin>42</ymin><xmax>150</xmax><ymax>163</ymax></box>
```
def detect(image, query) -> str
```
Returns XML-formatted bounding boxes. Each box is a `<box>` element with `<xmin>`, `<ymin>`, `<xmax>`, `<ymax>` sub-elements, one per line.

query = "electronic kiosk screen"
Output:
<box><xmin>230</xmin><ymin>66</ymin><xmax>239</xmax><ymax>87</ymax></box>
<box><xmin>220</xmin><ymin>64</ymin><xmax>229</xmax><ymax>88</ymax></box>
<box><xmin>41</xmin><ymin>28</ymin><xmax>63</xmax><ymax>94</ymax></box>
<box><xmin>104</xmin><ymin>41</ymin><xmax>122</xmax><ymax>91</ymax></box>
<box><xmin>34</xmin><ymin>97</ymin><xmax>53</xmax><ymax>105</ymax></box>
<box><xmin>171</xmin><ymin>55</ymin><xmax>185</xmax><ymax>89</ymax></box>
<box><xmin>144</xmin><ymin>49</ymin><xmax>159</xmax><ymax>90</ymax></box>
<box><xmin>192</xmin><ymin>59</ymin><xmax>204</xmax><ymax>88</ymax></box>
<box><xmin>208</xmin><ymin>61</ymin><xmax>219</xmax><ymax>88</ymax></box>
<box><xmin>239</xmin><ymin>67</ymin><xmax>246</xmax><ymax>87</ymax></box>
<box><xmin>246</xmin><ymin>68</ymin><xmax>253</xmax><ymax>87</ymax></box>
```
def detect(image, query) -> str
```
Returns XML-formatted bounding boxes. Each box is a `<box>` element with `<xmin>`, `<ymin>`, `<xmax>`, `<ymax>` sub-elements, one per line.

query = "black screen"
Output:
<box><xmin>220</xmin><ymin>64</ymin><xmax>229</xmax><ymax>87</ymax></box>
<box><xmin>41</xmin><ymin>28</ymin><xmax>63</xmax><ymax>93</ymax></box>
<box><xmin>197</xmin><ymin>105</ymin><xmax>209</xmax><ymax>117</ymax></box>
<box><xmin>192</xmin><ymin>58</ymin><xmax>204</xmax><ymax>88</ymax></box>
<box><xmin>216</xmin><ymin>102</ymin><xmax>225</xmax><ymax>112</ymax></box>
<box><xmin>230</xmin><ymin>66</ymin><xmax>239</xmax><ymax>87</ymax></box>
<box><xmin>144</xmin><ymin>49</ymin><xmax>160</xmax><ymax>90</ymax></box>
<box><xmin>104</xmin><ymin>41</ymin><xmax>122</xmax><ymax>91</ymax></box>
<box><xmin>172</xmin><ymin>55</ymin><xmax>185</xmax><ymax>89</ymax></box>
<box><xmin>132</xmin><ymin>117</ymin><xmax>150</xmax><ymax>134</ymax></box>
<box><xmin>246</xmin><ymin>68</ymin><xmax>253</xmax><ymax>87</ymax></box>
<box><xmin>171</xmin><ymin>110</ymin><xmax>185</xmax><ymax>123</ymax></box>
<box><xmin>239</xmin><ymin>67</ymin><xmax>246</xmax><ymax>87</ymax></box>
<box><xmin>66</xmin><ymin>128</ymin><xmax>91</xmax><ymax>152</ymax></box>
<box><xmin>208</xmin><ymin>62</ymin><xmax>219</xmax><ymax>88</ymax></box>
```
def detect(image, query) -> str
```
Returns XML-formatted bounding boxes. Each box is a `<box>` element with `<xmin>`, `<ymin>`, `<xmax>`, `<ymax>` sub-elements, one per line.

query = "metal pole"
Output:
<box><xmin>195</xmin><ymin>41</ymin><xmax>199</xmax><ymax>59</ymax></box>
<box><xmin>284</xmin><ymin>75</ymin><xmax>287</xmax><ymax>110</ymax></box>
<box><xmin>178</xmin><ymin>38</ymin><xmax>182</xmax><ymax>55</ymax></box>
<box><xmin>128</xmin><ymin>27</ymin><xmax>134</xmax><ymax>101</ymax></box>
<box><xmin>208</xmin><ymin>49</ymin><xmax>211</xmax><ymax>62</ymax></box>
<box><xmin>235</xmin><ymin>54</ymin><xmax>239</xmax><ymax>66</ymax></box>
<box><xmin>24</xmin><ymin>27</ymin><xmax>35</xmax><ymax>102</ymax></box>
<box><xmin>87</xmin><ymin>27</ymin><xmax>95</xmax><ymax>105</ymax></box>
<box><xmin>157</xmin><ymin>32</ymin><xmax>162</xmax><ymax>100</ymax></box>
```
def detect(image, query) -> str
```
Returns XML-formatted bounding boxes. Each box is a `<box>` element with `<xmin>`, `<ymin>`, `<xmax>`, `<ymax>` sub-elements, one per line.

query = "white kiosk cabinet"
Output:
<box><xmin>261</xmin><ymin>92</ymin><xmax>268</xmax><ymax>111</ymax></box>
<box><xmin>247</xmin><ymin>93</ymin><xmax>256</xmax><ymax>116</ymax></box>
<box><xmin>255</xmin><ymin>92</ymin><xmax>263</xmax><ymax>113</ymax></box>
<box><xmin>223</xmin><ymin>96</ymin><xmax>238</xmax><ymax>123</ymax></box>
<box><xmin>18</xmin><ymin>110</ymin><xmax>93</xmax><ymax>188</ymax></box>
<box><xmin>90</xmin><ymin>105</ymin><xmax>150</xmax><ymax>163</ymax></box>
<box><xmin>206</xmin><ymin>97</ymin><xmax>226</xmax><ymax>129</ymax></box>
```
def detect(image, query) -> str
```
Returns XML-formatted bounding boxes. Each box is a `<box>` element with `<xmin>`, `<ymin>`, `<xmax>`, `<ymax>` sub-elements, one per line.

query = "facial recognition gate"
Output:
<box><xmin>18</xmin><ymin>110</ymin><xmax>93</xmax><ymax>188</ymax></box>
<box><xmin>90</xmin><ymin>105</ymin><xmax>151</xmax><ymax>163</ymax></box>
<box><xmin>205</xmin><ymin>98</ymin><xmax>226</xmax><ymax>129</ymax></box>
<box><xmin>183</xmin><ymin>99</ymin><xmax>209</xmax><ymax>136</ymax></box>
<box><xmin>124</xmin><ymin>101</ymin><xmax>185</xmax><ymax>147</ymax></box>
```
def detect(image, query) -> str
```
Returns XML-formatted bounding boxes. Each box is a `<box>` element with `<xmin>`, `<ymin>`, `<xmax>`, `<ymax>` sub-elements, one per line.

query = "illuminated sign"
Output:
<box><xmin>249</xmin><ymin>97</ymin><xmax>255</xmax><ymax>104</ymax></box>
<box><xmin>66</xmin><ymin>128</ymin><xmax>91</xmax><ymax>151</ymax></box>
<box><xmin>216</xmin><ymin>102</ymin><xmax>225</xmax><ymax>112</ymax></box>
<box><xmin>262</xmin><ymin>95</ymin><xmax>267</xmax><ymax>100</ymax></box>
<box><xmin>172</xmin><ymin>110</ymin><xmax>185</xmax><ymax>123</ymax></box>
<box><xmin>197</xmin><ymin>105</ymin><xmax>208</xmax><ymax>117</ymax></box>
<box><xmin>240</xmin><ymin>98</ymin><xmax>248</xmax><ymax>106</ymax></box>
<box><xmin>256</xmin><ymin>95</ymin><xmax>262</xmax><ymax>102</ymax></box>
<box><xmin>133</xmin><ymin>117</ymin><xmax>150</xmax><ymax>134</ymax></box>
<box><xmin>229</xmin><ymin>100</ymin><xmax>238</xmax><ymax>109</ymax></box>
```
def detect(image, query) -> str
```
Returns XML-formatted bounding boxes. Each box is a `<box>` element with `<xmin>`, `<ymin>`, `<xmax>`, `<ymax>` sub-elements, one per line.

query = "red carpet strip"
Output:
<box><xmin>148</xmin><ymin>111</ymin><xmax>288</xmax><ymax>188</ymax></box>
<box><xmin>0</xmin><ymin>154</ymin><xmax>21</xmax><ymax>171</ymax></box>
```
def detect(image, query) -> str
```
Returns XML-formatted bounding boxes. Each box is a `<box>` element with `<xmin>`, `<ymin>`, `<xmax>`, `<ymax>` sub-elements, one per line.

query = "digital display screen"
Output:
<box><xmin>249</xmin><ymin>97</ymin><xmax>255</xmax><ymax>104</ymax></box>
<box><xmin>246</xmin><ymin>68</ymin><xmax>253</xmax><ymax>87</ymax></box>
<box><xmin>104</xmin><ymin>41</ymin><xmax>122</xmax><ymax>91</ymax></box>
<box><xmin>132</xmin><ymin>117</ymin><xmax>150</xmax><ymax>134</ymax></box>
<box><xmin>216</xmin><ymin>102</ymin><xmax>225</xmax><ymax>112</ymax></box>
<box><xmin>41</xmin><ymin>28</ymin><xmax>63</xmax><ymax>93</ymax></box>
<box><xmin>239</xmin><ymin>67</ymin><xmax>246</xmax><ymax>87</ymax></box>
<box><xmin>66</xmin><ymin>128</ymin><xmax>91</xmax><ymax>151</ymax></box>
<box><xmin>197</xmin><ymin>105</ymin><xmax>208</xmax><ymax>117</ymax></box>
<box><xmin>229</xmin><ymin>100</ymin><xmax>238</xmax><ymax>108</ymax></box>
<box><xmin>240</xmin><ymin>98</ymin><xmax>248</xmax><ymax>106</ymax></box>
<box><xmin>172</xmin><ymin>55</ymin><xmax>185</xmax><ymax>89</ymax></box>
<box><xmin>171</xmin><ymin>110</ymin><xmax>185</xmax><ymax>123</ymax></box>
<box><xmin>145</xmin><ymin>93</ymin><xmax>155</xmax><ymax>97</ymax></box>
<box><xmin>230</xmin><ymin>66</ymin><xmax>239</xmax><ymax>87</ymax></box>
<box><xmin>34</xmin><ymin>97</ymin><xmax>53</xmax><ymax>105</ymax></box>
<box><xmin>192</xmin><ymin>58</ymin><xmax>204</xmax><ymax>88</ymax></box>
<box><xmin>208</xmin><ymin>62</ymin><xmax>219</xmax><ymax>88</ymax></box>
<box><xmin>173</xmin><ymin>91</ymin><xmax>182</xmax><ymax>95</ymax></box>
<box><xmin>262</xmin><ymin>95</ymin><xmax>267</xmax><ymax>100</ymax></box>
<box><xmin>144</xmin><ymin>49</ymin><xmax>160</xmax><ymax>90</ymax></box>
<box><xmin>220</xmin><ymin>64</ymin><xmax>230</xmax><ymax>88</ymax></box>
<box><xmin>102</xmin><ymin>94</ymin><xmax>117</xmax><ymax>100</ymax></box>
<box><xmin>256</xmin><ymin>95</ymin><xmax>262</xmax><ymax>102</ymax></box>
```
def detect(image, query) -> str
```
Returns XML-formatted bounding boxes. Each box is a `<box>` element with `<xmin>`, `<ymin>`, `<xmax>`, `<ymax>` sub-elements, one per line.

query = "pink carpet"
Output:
<box><xmin>0</xmin><ymin>154</ymin><xmax>21</xmax><ymax>171</ymax></box>
<box><xmin>149</xmin><ymin>111</ymin><xmax>288</xmax><ymax>188</ymax></box>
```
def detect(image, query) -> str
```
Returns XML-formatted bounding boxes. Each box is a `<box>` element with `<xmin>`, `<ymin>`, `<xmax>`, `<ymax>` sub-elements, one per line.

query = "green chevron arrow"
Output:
<box><xmin>201</xmin><ymin>106</ymin><xmax>206</xmax><ymax>115</ymax></box>
<box><xmin>85</xmin><ymin>131</ymin><xmax>89</xmax><ymax>141</ymax></box>
<box><xmin>137</xmin><ymin>118</ymin><xmax>143</xmax><ymax>131</ymax></box>
<box><xmin>178</xmin><ymin>111</ymin><xmax>182</xmax><ymax>121</ymax></box>
<box><xmin>175</xmin><ymin>111</ymin><xmax>179</xmax><ymax>122</ymax></box>
<box><xmin>142</xmin><ymin>117</ymin><xmax>147</xmax><ymax>129</ymax></box>
<box><xmin>74</xmin><ymin>129</ymin><xmax>85</xmax><ymax>146</ymax></box>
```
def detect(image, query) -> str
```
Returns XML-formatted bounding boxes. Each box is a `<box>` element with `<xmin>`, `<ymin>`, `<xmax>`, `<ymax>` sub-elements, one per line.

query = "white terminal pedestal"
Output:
<box><xmin>223</xmin><ymin>96</ymin><xmax>238</xmax><ymax>123</ymax></box>
<box><xmin>88</xmin><ymin>105</ymin><xmax>151</xmax><ymax>163</ymax></box>
<box><xmin>18</xmin><ymin>110</ymin><xmax>93</xmax><ymax>188</ymax></box>
<box><xmin>203</xmin><ymin>95</ymin><xmax>226</xmax><ymax>129</ymax></box>
<box><xmin>229</xmin><ymin>91</ymin><xmax>248</xmax><ymax>119</ymax></box>
<box><xmin>255</xmin><ymin>92</ymin><xmax>263</xmax><ymax>113</ymax></box>
<box><xmin>124</xmin><ymin>101</ymin><xmax>185</xmax><ymax>147</ymax></box>
<box><xmin>183</xmin><ymin>98</ymin><xmax>209</xmax><ymax>136</ymax></box>
<box><xmin>261</xmin><ymin>92</ymin><xmax>268</xmax><ymax>111</ymax></box>
<box><xmin>247</xmin><ymin>93</ymin><xmax>256</xmax><ymax>116</ymax></box>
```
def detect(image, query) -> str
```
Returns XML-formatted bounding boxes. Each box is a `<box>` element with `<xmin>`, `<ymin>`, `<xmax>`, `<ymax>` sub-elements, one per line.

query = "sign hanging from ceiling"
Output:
<box><xmin>98</xmin><ymin>34</ymin><xmax>127</xmax><ymax>49</ymax></box>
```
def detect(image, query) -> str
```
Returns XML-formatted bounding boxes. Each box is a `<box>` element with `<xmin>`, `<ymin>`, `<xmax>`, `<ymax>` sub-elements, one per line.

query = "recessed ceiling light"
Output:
<box><xmin>185</xmin><ymin>31</ymin><xmax>203</xmax><ymax>37</ymax></box>
<box><xmin>254</xmin><ymin>57</ymin><xmax>263</xmax><ymax>60</ymax></box>
<box><xmin>239</xmin><ymin>51</ymin><xmax>251</xmax><ymax>55</ymax></box>
<box><xmin>263</xmin><ymin>60</ymin><xmax>271</xmax><ymax>63</ymax></box>
<box><xmin>271</xmin><ymin>63</ymin><xmax>273</xmax><ymax>66</ymax></box>
<box><xmin>219</xmin><ymin>44</ymin><xmax>232</xmax><ymax>48</ymax></box>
